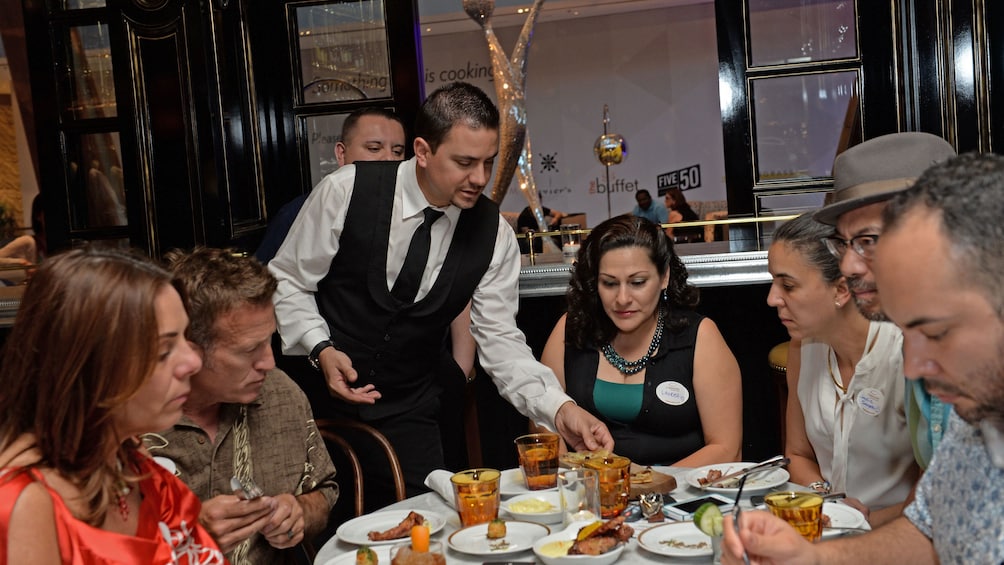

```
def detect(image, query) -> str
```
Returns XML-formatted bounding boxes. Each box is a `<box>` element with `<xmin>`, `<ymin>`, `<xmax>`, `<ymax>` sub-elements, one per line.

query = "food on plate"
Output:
<box><xmin>568</xmin><ymin>515</ymin><xmax>634</xmax><ymax>555</ymax></box>
<box><xmin>559</xmin><ymin>448</ymin><xmax>612</xmax><ymax>468</ymax></box>
<box><xmin>367</xmin><ymin>511</ymin><xmax>426</xmax><ymax>541</ymax></box>
<box><xmin>538</xmin><ymin>540</ymin><xmax>575</xmax><ymax>557</ymax></box>
<box><xmin>486</xmin><ymin>518</ymin><xmax>507</xmax><ymax>540</ymax></box>
<box><xmin>508</xmin><ymin>498</ymin><xmax>556</xmax><ymax>513</ymax></box>
<box><xmin>356</xmin><ymin>546</ymin><xmax>379</xmax><ymax>565</ymax></box>
<box><xmin>661</xmin><ymin>538</ymin><xmax>709</xmax><ymax>550</ymax></box>
<box><xmin>410</xmin><ymin>524</ymin><xmax>430</xmax><ymax>552</ymax></box>
<box><xmin>693</xmin><ymin>502</ymin><xmax>724</xmax><ymax>537</ymax></box>
<box><xmin>389</xmin><ymin>547</ymin><xmax>444</xmax><ymax>565</ymax></box>
<box><xmin>631</xmin><ymin>466</ymin><xmax>654</xmax><ymax>484</ymax></box>
<box><xmin>822</xmin><ymin>513</ymin><xmax>831</xmax><ymax>528</ymax></box>
<box><xmin>697</xmin><ymin>468</ymin><xmax>724</xmax><ymax>487</ymax></box>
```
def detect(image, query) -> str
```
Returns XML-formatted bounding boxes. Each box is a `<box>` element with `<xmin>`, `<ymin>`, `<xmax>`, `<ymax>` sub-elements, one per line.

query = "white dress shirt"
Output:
<box><xmin>799</xmin><ymin>321</ymin><xmax>916</xmax><ymax>510</ymax></box>
<box><xmin>268</xmin><ymin>157</ymin><xmax>572</xmax><ymax>428</ymax></box>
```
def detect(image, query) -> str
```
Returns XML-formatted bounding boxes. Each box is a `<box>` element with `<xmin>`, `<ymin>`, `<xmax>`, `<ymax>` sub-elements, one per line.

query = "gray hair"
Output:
<box><xmin>772</xmin><ymin>212</ymin><xmax>841</xmax><ymax>284</ymax></box>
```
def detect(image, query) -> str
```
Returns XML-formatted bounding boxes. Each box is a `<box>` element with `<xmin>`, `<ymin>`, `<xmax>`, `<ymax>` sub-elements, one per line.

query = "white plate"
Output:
<box><xmin>503</xmin><ymin>491</ymin><xmax>563</xmax><ymax>524</ymax></box>
<box><xmin>685</xmin><ymin>462</ymin><xmax>790</xmax><ymax>494</ymax></box>
<box><xmin>335</xmin><ymin>509</ymin><xmax>447</xmax><ymax>546</ymax></box>
<box><xmin>822</xmin><ymin>501</ymin><xmax>870</xmax><ymax>539</ymax></box>
<box><xmin>448</xmin><ymin>520</ymin><xmax>550</xmax><ymax>555</ymax></box>
<box><xmin>500</xmin><ymin>468</ymin><xmax>557</xmax><ymax>497</ymax></box>
<box><xmin>321</xmin><ymin>545</ymin><xmax>392</xmax><ymax>565</ymax></box>
<box><xmin>637</xmin><ymin>521</ymin><xmax>714</xmax><ymax>558</ymax></box>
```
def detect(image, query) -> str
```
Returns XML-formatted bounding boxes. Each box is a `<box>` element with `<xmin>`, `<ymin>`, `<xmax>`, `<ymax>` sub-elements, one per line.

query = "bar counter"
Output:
<box><xmin>519</xmin><ymin>240</ymin><xmax>770</xmax><ymax>297</ymax></box>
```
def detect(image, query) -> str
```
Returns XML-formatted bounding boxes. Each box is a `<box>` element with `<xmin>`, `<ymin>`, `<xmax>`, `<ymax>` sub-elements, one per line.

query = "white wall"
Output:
<box><xmin>420</xmin><ymin>2</ymin><xmax>725</xmax><ymax>227</ymax></box>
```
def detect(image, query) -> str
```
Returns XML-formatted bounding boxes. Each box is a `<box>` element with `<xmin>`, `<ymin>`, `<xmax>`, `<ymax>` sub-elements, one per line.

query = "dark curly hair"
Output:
<box><xmin>566</xmin><ymin>215</ymin><xmax>699</xmax><ymax>349</ymax></box>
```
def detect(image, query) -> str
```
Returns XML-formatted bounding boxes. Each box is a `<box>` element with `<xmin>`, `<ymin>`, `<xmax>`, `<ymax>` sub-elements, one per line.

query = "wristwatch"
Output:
<box><xmin>308</xmin><ymin>339</ymin><xmax>335</xmax><ymax>371</ymax></box>
<box><xmin>809</xmin><ymin>480</ymin><xmax>832</xmax><ymax>494</ymax></box>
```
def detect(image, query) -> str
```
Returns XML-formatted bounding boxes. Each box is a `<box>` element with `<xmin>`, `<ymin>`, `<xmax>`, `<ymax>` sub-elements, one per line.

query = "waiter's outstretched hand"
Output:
<box><xmin>318</xmin><ymin>346</ymin><xmax>381</xmax><ymax>404</ymax></box>
<box><xmin>554</xmin><ymin>401</ymin><xmax>614</xmax><ymax>452</ymax></box>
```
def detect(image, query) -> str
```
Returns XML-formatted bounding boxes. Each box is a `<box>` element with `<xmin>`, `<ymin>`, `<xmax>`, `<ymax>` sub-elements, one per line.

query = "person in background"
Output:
<box><xmin>631</xmin><ymin>189</ymin><xmax>668</xmax><ymax>225</ymax></box>
<box><xmin>146</xmin><ymin>248</ymin><xmax>338</xmax><ymax>565</ymax></box>
<box><xmin>663</xmin><ymin>187</ymin><xmax>704</xmax><ymax>243</ymax></box>
<box><xmin>723</xmin><ymin>152</ymin><xmax>1004</xmax><ymax>565</ymax></box>
<box><xmin>540</xmin><ymin>215</ymin><xmax>741</xmax><ymax>466</ymax></box>
<box><xmin>0</xmin><ymin>247</ymin><xmax>224</xmax><ymax>563</ymax></box>
<box><xmin>767</xmin><ymin>212</ymin><xmax>917</xmax><ymax>526</ymax></box>
<box><xmin>254</xmin><ymin>107</ymin><xmax>407</xmax><ymax>264</ymax></box>
<box><xmin>516</xmin><ymin>196</ymin><xmax>565</xmax><ymax>254</ymax></box>
<box><xmin>269</xmin><ymin>82</ymin><xmax>613</xmax><ymax>504</ymax></box>
<box><xmin>814</xmin><ymin>132</ymin><xmax>957</xmax><ymax>472</ymax></box>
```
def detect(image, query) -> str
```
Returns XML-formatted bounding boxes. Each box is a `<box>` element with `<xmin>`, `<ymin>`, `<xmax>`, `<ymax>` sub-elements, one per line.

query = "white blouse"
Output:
<box><xmin>799</xmin><ymin>321</ymin><xmax>917</xmax><ymax>510</ymax></box>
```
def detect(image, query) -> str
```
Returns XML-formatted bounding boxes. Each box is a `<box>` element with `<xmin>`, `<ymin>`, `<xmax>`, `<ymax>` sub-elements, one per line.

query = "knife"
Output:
<box><xmin>701</xmin><ymin>455</ymin><xmax>789</xmax><ymax>489</ymax></box>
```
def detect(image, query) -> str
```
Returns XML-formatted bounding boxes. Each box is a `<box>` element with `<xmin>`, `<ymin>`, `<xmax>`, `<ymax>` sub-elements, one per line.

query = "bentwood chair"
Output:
<box><xmin>314</xmin><ymin>418</ymin><xmax>407</xmax><ymax>517</ymax></box>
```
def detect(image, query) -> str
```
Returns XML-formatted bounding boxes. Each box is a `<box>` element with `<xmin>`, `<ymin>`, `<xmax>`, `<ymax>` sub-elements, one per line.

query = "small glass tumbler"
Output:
<box><xmin>514</xmin><ymin>433</ymin><xmax>560</xmax><ymax>490</ymax></box>
<box><xmin>764</xmin><ymin>490</ymin><xmax>824</xmax><ymax>541</ymax></box>
<box><xmin>557</xmin><ymin>468</ymin><xmax>601</xmax><ymax>526</ymax></box>
<box><xmin>584</xmin><ymin>455</ymin><xmax>631</xmax><ymax>518</ymax></box>
<box><xmin>450</xmin><ymin>468</ymin><xmax>501</xmax><ymax>527</ymax></box>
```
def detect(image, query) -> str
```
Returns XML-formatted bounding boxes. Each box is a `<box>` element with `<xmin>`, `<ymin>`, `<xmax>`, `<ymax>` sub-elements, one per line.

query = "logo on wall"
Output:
<box><xmin>540</xmin><ymin>153</ymin><xmax>558</xmax><ymax>172</ymax></box>
<box><xmin>656</xmin><ymin>164</ymin><xmax>702</xmax><ymax>194</ymax></box>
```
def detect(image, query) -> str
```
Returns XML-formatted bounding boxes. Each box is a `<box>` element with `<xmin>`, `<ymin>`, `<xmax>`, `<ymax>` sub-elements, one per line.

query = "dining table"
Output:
<box><xmin>313</xmin><ymin>465</ymin><xmax>818</xmax><ymax>565</ymax></box>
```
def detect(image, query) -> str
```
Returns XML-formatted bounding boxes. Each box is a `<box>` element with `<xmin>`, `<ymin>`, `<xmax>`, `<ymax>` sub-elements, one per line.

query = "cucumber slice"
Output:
<box><xmin>693</xmin><ymin>502</ymin><xmax>724</xmax><ymax>537</ymax></box>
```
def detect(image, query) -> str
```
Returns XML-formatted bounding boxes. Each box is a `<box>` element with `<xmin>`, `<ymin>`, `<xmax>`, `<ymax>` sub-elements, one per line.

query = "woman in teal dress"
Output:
<box><xmin>540</xmin><ymin>215</ymin><xmax>742</xmax><ymax>466</ymax></box>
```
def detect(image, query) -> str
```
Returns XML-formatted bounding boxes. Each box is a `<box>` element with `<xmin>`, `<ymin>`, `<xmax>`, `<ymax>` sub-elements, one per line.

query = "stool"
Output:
<box><xmin>768</xmin><ymin>341</ymin><xmax>790</xmax><ymax>450</ymax></box>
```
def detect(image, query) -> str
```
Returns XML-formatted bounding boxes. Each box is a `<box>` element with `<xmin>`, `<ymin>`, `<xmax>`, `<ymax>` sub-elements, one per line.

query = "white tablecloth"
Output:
<box><xmin>314</xmin><ymin>466</ymin><xmax>798</xmax><ymax>564</ymax></box>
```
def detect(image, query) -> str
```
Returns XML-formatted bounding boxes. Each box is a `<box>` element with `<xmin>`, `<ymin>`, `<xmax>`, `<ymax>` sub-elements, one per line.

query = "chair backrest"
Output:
<box><xmin>314</xmin><ymin>419</ymin><xmax>407</xmax><ymax>516</ymax></box>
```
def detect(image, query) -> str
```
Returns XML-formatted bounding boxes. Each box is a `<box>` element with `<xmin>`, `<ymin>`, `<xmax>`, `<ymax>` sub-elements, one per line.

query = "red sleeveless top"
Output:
<box><xmin>0</xmin><ymin>456</ymin><xmax>227</xmax><ymax>564</ymax></box>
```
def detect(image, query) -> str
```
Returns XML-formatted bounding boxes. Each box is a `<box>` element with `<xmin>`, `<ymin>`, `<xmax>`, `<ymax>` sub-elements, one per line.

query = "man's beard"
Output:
<box><xmin>848</xmin><ymin>276</ymin><xmax>888</xmax><ymax>322</ymax></box>
<box><xmin>925</xmin><ymin>341</ymin><xmax>1004</xmax><ymax>424</ymax></box>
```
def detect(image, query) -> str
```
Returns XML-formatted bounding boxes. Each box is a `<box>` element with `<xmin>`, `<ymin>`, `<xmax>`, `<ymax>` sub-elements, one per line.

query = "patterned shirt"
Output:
<box><xmin>145</xmin><ymin>370</ymin><xmax>339</xmax><ymax>565</ymax></box>
<box><xmin>904</xmin><ymin>411</ymin><xmax>1004</xmax><ymax>563</ymax></box>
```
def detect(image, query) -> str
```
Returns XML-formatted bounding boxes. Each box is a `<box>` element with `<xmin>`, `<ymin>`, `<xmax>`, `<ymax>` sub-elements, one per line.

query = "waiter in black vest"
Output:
<box><xmin>269</xmin><ymin>82</ymin><xmax>614</xmax><ymax>497</ymax></box>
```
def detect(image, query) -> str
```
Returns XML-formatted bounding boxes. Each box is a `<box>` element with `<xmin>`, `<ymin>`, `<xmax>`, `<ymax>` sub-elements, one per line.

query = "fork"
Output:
<box><xmin>732</xmin><ymin>473</ymin><xmax>751</xmax><ymax>565</ymax></box>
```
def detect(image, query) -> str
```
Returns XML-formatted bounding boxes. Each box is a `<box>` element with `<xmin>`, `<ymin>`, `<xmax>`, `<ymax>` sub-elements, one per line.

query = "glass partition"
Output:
<box><xmin>64</xmin><ymin>131</ymin><xmax>126</xmax><ymax>228</ymax></box>
<box><xmin>748</xmin><ymin>0</ymin><xmax>857</xmax><ymax>67</ymax></box>
<box><xmin>751</xmin><ymin>70</ymin><xmax>858</xmax><ymax>182</ymax></box>
<box><xmin>294</xmin><ymin>1</ymin><xmax>392</xmax><ymax>104</ymax></box>
<box><xmin>61</xmin><ymin>23</ymin><xmax>116</xmax><ymax>119</ymax></box>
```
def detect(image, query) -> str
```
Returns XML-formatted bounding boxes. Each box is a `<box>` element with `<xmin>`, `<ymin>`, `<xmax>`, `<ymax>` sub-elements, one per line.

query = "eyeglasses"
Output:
<box><xmin>823</xmin><ymin>234</ymin><xmax>880</xmax><ymax>259</ymax></box>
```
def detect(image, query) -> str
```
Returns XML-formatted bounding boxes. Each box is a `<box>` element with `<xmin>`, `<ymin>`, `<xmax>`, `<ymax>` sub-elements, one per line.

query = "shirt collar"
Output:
<box><xmin>402</xmin><ymin>157</ymin><xmax>460</xmax><ymax>223</ymax></box>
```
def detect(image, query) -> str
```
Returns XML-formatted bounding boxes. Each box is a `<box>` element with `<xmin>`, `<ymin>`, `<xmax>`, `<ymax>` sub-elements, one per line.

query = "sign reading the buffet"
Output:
<box><xmin>421</xmin><ymin>2</ymin><xmax>727</xmax><ymax>227</ymax></box>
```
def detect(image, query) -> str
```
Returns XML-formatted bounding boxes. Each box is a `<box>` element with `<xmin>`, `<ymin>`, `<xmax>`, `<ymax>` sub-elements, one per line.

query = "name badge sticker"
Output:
<box><xmin>656</xmin><ymin>381</ymin><xmax>690</xmax><ymax>406</ymax></box>
<box><xmin>857</xmin><ymin>388</ymin><xmax>885</xmax><ymax>416</ymax></box>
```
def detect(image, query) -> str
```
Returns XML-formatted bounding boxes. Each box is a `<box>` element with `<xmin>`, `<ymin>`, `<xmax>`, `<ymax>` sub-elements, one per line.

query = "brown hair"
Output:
<box><xmin>164</xmin><ymin>247</ymin><xmax>277</xmax><ymax>350</ymax></box>
<box><xmin>0</xmin><ymin>246</ymin><xmax>176</xmax><ymax>525</ymax></box>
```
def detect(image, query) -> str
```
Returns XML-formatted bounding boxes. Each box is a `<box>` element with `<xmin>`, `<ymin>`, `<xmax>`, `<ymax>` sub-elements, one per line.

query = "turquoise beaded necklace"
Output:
<box><xmin>600</xmin><ymin>307</ymin><xmax>666</xmax><ymax>375</ymax></box>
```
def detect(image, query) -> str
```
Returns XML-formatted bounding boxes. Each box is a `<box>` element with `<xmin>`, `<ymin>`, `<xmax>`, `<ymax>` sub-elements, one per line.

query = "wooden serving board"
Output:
<box><xmin>629</xmin><ymin>464</ymin><xmax>677</xmax><ymax>497</ymax></box>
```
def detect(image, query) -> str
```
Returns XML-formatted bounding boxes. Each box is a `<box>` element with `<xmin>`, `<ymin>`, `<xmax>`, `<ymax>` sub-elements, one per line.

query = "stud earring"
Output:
<box><xmin>835</xmin><ymin>301</ymin><xmax>842</xmax><ymax>308</ymax></box>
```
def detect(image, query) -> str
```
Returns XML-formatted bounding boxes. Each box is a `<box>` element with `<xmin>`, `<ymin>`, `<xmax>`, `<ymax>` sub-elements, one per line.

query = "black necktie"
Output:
<box><xmin>392</xmin><ymin>207</ymin><xmax>444</xmax><ymax>303</ymax></box>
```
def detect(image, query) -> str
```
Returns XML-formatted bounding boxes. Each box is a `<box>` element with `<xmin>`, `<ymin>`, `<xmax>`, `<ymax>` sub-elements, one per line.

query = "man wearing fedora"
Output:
<box><xmin>813</xmin><ymin>133</ymin><xmax>957</xmax><ymax>477</ymax></box>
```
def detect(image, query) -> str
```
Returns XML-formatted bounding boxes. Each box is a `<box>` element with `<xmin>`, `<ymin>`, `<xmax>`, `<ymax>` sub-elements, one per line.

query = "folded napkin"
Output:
<box><xmin>424</xmin><ymin>470</ymin><xmax>457</xmax><ymax>510</ymax></box>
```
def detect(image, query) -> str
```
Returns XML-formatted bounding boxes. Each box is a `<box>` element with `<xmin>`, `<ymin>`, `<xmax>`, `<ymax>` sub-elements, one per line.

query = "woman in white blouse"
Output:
<box><xmin>767</xmin><ymin>212</ymin><xmax>918</xmax><ymax>526</ymax></box>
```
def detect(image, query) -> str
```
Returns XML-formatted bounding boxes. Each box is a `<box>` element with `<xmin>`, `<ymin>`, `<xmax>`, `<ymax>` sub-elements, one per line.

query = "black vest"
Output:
<box><xmin>316</xmin><ymin>161</ymin><xmax>498</xmax><ymax>420</ymax></box>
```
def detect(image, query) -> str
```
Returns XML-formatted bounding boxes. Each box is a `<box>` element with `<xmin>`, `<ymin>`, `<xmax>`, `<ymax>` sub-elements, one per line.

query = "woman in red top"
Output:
<box><xmin>0</xmin><ymin>247</ymin><xmax>225</xmax><ymax>564</ymax></box>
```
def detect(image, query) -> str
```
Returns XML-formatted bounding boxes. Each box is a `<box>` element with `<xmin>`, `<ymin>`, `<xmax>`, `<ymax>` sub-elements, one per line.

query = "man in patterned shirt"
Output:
<box><xmin>723</xmin><ymin>152</ymin><xmax>1004</xmax><ymax>564</ymax></box>
<box><xmin>146</xmin><ymin>248</ymin><xmax>338</xmax><ymax>565</ymax></box>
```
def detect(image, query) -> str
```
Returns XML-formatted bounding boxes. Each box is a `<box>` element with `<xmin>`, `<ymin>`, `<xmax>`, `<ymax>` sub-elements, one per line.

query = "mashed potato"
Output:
<box><xmin>508</xmin><ymin>498</ymin><xmax>556</xmax><ymax>513</ymax></box>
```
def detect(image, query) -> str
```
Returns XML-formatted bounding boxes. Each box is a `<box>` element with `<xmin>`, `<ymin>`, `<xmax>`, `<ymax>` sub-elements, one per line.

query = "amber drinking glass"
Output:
<box><xmin>584</xmin><ymin>455</ymin><xmax>631</xmax><ymax>518</ymax></box>
<box><xmin>450</xmin><ymin>468</ymin><xmax>501</xmax><ymax>527</ymax></box>
<box><xmin>514</xmin><ymin>433</ymin><xmax>560</xmax><ymax>490</ymax></box>
<box><xmin>764</xmin><ymin>491</ymin><xmax>824</xmax><ymax>541</ymax></box>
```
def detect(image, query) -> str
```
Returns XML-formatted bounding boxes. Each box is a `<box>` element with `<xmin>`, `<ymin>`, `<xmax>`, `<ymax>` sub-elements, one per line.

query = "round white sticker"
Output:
<box><xmin>656</xmin><ymin>381</ymin><xmax>690</xmax><ymax>406</ymax></box>
<box><xmin>857</xmin><ymin>387</ymin><xmax>885</xmax><ymax>416</ymax></box>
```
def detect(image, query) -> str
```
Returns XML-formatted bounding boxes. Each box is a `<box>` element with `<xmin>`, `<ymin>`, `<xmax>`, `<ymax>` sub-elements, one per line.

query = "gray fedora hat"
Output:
<box><xmin>814</xmin><ymin>132</ymin><xmax>956</xmax><ymax>225</ymax></box>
